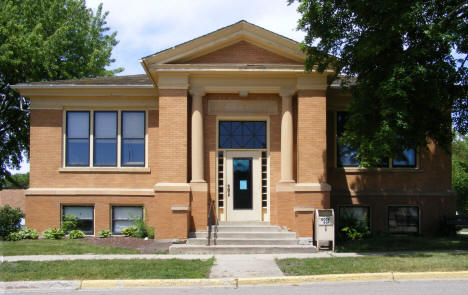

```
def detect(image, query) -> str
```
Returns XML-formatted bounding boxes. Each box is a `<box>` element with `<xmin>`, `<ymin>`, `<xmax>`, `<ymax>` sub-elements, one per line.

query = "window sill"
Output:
<box><xmin>59</xmin><ymin>167</ymin><xmax>151</xmax><ymax>173</ymax></box>
<box><xmin>332</xmin><ymin>167</ymin><xmax>423</xmax><ymax>174</ymax></box>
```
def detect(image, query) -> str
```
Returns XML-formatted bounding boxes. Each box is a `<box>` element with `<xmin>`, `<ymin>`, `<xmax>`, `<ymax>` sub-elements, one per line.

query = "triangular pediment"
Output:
<box><xmin>142</xmin><ymin>20</ymin><xmax>305</xmax><ymax>66</ymax></box>
<box><xmin>177</xmin><ymin>40</ymin><xmax>302</xmax><ymax>65</ymax></box>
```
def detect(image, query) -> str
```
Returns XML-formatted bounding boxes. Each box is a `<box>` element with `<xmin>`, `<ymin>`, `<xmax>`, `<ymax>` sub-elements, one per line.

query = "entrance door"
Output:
<box><xmin>226</xmin><ymin>151</ymin><xmax>262</xmax><ymax>221</ymax></box>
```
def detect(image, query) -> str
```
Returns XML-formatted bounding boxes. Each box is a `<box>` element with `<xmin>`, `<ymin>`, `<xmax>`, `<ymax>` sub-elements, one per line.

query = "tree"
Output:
<box><xmin>453</xmin><ymin>136</ymin><xmax>468</xmax><ymax>212</ymax></box>
<box><xmin>290</xmin><ymin>0</ymin><xmax>467</xmax><ymax>166</ymax></box>
<box><xmin>0</xmin><ymin>0</ymin><xmax>122</xmax><ymax>188</ymax></box>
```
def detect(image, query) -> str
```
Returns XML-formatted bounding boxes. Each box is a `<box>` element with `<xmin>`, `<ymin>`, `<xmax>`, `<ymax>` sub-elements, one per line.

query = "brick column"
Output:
<box><xmin>297</xmin><ymin>89</ymin><xmax>327</xmax><ymax>183</ymax></box>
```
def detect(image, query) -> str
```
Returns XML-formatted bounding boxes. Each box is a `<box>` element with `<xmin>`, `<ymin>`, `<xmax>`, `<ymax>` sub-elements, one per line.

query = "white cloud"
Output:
<box><xmin>85</xmin><ymin>0</ymin><xmax>305</xmax><ymax>75</ymax></box>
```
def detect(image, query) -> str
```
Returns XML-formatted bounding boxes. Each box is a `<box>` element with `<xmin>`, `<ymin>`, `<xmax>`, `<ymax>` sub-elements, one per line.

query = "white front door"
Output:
<box><xmin>225</xmin><ymin>150</ymin><xmax>262</xmax><ymax>221</ymax></box>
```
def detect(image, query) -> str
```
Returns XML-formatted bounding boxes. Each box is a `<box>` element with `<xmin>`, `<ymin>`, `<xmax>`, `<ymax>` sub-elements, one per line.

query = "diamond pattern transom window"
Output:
<box><xmin>219</xmin><ymin>121</ymin><xmax>266</xmax><ymax>149</ymax></box>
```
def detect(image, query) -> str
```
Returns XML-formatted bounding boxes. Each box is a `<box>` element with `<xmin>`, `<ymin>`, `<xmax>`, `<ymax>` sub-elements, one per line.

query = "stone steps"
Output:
<box><xmin>169</xmin><ymin>221</ymin><xmax>317</xmax><ymax>254</ymax></box>
<box><xmin>186</xmin><ymin>238</ymin><xmax>299</xmax><ymax>245</ymax></box>
<box><xmin>169</xmin><ymin>244</ymin><xmax>317</xmax><ymax>254</ymax></box>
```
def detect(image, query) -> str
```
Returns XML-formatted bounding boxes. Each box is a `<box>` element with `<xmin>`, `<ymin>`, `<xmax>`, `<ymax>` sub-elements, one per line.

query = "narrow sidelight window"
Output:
<box><xmin>94</xmin><ymin>111</ymin><xmax>117</xmax><ymax>166</ymax></box>
<box><xmin>66</xmin><ymin>111</ymin><xmax>90</xmax><ymax>166</ymax></box>
<box><xmin>121</xmin><ymin>111</ymin><xmax>145</xmax><ymax>166</ymax></box>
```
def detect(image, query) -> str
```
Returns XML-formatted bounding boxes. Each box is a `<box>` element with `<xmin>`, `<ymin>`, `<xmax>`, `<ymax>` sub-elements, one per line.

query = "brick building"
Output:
<box><xmin>12</xmin><ymin>21</ymin><xmax>455</xmax><ymax>242</ymax></box>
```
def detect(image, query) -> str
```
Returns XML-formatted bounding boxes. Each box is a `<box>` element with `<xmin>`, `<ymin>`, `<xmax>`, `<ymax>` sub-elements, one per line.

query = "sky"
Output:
<box><xmin>9</xmin><ymin>0</ymin><xmax>305</xmax><ymax>174</ymax></box>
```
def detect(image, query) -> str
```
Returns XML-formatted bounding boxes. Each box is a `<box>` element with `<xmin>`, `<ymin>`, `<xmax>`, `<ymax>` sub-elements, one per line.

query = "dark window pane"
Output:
<box><xmin>339</xmin><ymin>206</ymin><xmax>370</xmax><ymax>229</ymax></box>
<box><xmin>219</xmin><ymin>121</ymin><xmax>266</xmax><ymax>149</ymax></box>
<box><xmin>94</xmin><ymin>112</ymin><xmax>117</xmax><ymax>166</ymax></box>
<box><xmin>121</xmin><ymin>111</ymin><xmax>145</xmax><ymax>167</ymax></box>
<box><xmin>66</xmin><ymin>112</ymin><xmax>89</xmax><ymax>166</ymax></box>
<box><xmin>62</xmin><ymin>206</ymin><xmax>94</xmax><ymax>235</ymax></box>
<box><xmin>392</xmin><ymin>149</ymin><xmax>416</xmax><ymax>167</ymax></box>
<box><xmin>94</xmin><ymin>139</ymin><xmax>117</xmax><ymax>166</ymax></box>
<box><xmin>67</xmin><ymin>139</ymin><xmax>89</xmax><ymax>166</ymax></box>
<box><xmin>336</xmin><ymin>112</ymin><xmax>360</xmax><ymax>167</ymax></box>
<box><xmin>388</xmin><ymin>206</ymin><xmax>419</xmax><ymax>233</ymax></box>
<box><xmin>122</xmin><ymin>139</ymin><xmax>144</xmax><ymax>166</ymax></box>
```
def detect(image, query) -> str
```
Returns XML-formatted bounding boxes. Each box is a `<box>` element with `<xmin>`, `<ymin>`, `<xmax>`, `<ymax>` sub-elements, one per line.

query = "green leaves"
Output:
<box><xmin>0</xmin><ymin>0</ymin><xmax>121</xmax><ymax>187</ymax></box>
<box><xmin>292</xmin><ymin>0</ymin><xmax>467</xmax><ymax>165</ymax></box>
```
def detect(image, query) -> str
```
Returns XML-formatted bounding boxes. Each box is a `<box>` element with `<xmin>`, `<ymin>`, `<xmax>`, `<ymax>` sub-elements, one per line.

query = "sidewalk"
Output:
<box><xmin>3</xmin><ymin>250</ymin><xmax>468</xmax><ymax>279</ymax></box>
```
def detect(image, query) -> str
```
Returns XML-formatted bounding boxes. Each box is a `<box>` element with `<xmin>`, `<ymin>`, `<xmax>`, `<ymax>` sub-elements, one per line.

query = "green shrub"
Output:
<box><xmin>68</xmin><ymin>229</ymin><xmax>85</xmax><ymax>239</ymax></box>
<box><xmin>98</xmin><ymin>229</ymin><xmax>111</xmax><ymax>238</ymax></box>
<box><xmin>61</xmin><ymin>214</ymin><xmax>78</xmax><ymax>233</ymax></box>
<box><xmin>338</xmin><ymin>213</ymin><xmax>371</xmax><ymax>241</ymax></box>
<box><xmin>132</xmin><ymin>218</ymin><xmax>154</xmax><ymax>239</ymax></box>
<box><xmin>0</xmin><ymin>205</ymin><xmax>25</xmax><ymax>238</ymax></box>
<box><xmin>6</xmin><ymin>231</ymin><xmax>22</xmax><ymax>241</ymax></box>
<box><xmin>42</xmin><ymin>228</ymin><xmax>65</xmax><ymax>240</ymax></box>
<box><xmin>122</xmin><ymin>226</ymin><xmax>137</xmax><ymax>237</ymax></box>
<box><xmin>147</xmin><ymin>226</ymin><xmax>155</xmax><ymax>239</ymax></box>
<box><xmin>18</xmin><ymin>227</ymin><xmax>39</xmax><ymax>240</ymax></box>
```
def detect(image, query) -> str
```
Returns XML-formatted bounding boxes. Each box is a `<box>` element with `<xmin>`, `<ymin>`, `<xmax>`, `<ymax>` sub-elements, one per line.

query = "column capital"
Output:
<box><xmin>279</xmin><ymin>87</ymin><xmax>296</xmax><ymax>98</ymax></box>
<box><xmin>189</xmin><ymin>88</ymin><xmax>205</xmax><ymax>97</ymax></box>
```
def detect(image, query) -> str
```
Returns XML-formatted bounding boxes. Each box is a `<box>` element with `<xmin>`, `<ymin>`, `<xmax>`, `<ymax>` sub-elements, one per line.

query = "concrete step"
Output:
<box><xmin>190</xmin><ymin>231</ymin><xmax>297</xmax><ymax>239</ymax></box>
<box><xmin>186</xmin><ymin>238</ymin><xmax>299</xmax><ymax>246</ymax></box>
<box><xmin>169</xmin><ymin>244</ymin><xmax>317</xmax><ymax>254</ymax></box>
<box><xmin>218</xmin><ymin>221</ymin><xmax>272</xmax><ymax>226</ymax></box>
<box><xmin>214</xmin><ymin>225</ymin><xmax>282</xmax><ymax>233</ymax></box>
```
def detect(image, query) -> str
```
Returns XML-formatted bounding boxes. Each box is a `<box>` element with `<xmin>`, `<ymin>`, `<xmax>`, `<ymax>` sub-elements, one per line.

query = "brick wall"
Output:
<box><xmin>0</xmin><ymin>189</ymin><xmax>26</xmax><ymax>212</ymax></box>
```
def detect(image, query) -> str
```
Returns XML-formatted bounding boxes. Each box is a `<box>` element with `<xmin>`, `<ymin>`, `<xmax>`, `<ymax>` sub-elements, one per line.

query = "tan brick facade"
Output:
<box><xmin>18</xmin><ymin>21</ymin><xmax>455</xmax><ymax>240</ymax></box>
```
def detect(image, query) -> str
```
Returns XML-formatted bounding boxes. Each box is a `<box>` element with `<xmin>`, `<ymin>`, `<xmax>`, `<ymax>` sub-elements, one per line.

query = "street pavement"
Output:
<box><xmin>3</xmin><ymin>279</ymin><xmax>468</xmax><ymax>295</ymax></box>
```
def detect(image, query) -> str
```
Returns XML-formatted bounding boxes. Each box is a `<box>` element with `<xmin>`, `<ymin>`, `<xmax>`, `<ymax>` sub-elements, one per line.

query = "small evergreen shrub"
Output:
<box><xmin>122</xmin><ymin>226</ymin><xmax>137</xmax><ymax>237</ymax></box>
<box><xmin>43</xmin><ymin>228</ymin><xmax>65</xmax><ymax>240</ymax></box>
<box><xmin>18</xmin><ymin>227</ymin><xmax>39</xmax><ymax>240</ymax></box>
<box><xmin>98</xmin><ymin>229</ymin><xmax>112</xmax><ymax>238</ymax></box>
<box><xmin>0</xmin><ymin>205</ymin><xmax>25</xmax><ymax>238</ymax></box>
<box><xmin>61</xmin><ymin>214</ymin><xmax>78</xmax><ymax>233</ymax></box>
<box><xmin>6</xmin><ymin>231</ymin><xmax>22</xmax><ymax>241</ymax></box>
<box><xmin>68</xmin><ymin>229</ymin><xmax>85</xmax><ymax>239</ymax></box>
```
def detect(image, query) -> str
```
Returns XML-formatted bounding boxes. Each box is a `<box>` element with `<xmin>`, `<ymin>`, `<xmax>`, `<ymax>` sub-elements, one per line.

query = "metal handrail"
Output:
<box><xmin>207</xmin><ymin>200</ymin><xmax>218</xmax><ymax>246</ymax></box>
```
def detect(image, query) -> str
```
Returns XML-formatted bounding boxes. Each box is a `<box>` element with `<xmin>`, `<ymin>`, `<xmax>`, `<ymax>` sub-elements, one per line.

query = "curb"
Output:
<box><xmin>3</xmin><ymin>271</ymin><xmax>468</xmax><ymax>290</ymax></box>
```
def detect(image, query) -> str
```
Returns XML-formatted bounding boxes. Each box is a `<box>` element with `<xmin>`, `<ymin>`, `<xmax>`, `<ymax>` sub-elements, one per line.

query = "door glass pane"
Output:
<box><xmin>233</xmin><ymin>158</ymin><xmax>252</xmax><ymax>209</ymax></box>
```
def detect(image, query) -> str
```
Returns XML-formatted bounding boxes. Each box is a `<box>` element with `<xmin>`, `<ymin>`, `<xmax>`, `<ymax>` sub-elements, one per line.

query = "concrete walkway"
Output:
<box><xmin>4</xmin><ymin>250</ymin><xmax>468</xmax><ymax>279</ymax></box>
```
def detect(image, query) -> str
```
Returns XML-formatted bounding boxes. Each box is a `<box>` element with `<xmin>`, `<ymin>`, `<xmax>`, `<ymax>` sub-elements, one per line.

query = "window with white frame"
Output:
<box><xmin>65</xmin><ymin>110</ymin><xmax>146</xmax><ymax>167</ymax></box>
<box><xmin>112</xmin><ymin>206</ymin><xmax>143</xmax><ymax>235</ymax></box>
<box><xmin>336</xmin><ymin>111</ymin><xmax>416</xmax><ymax>168</ymax></box>
<box><xmin>62</xmin><ymin>206</ymin><xmax>94</xmax><ymax>235</ymax></box>
<box><xmin>388</xmin><ymin>206</ymin><xmax>419</xmax><ymax>233</ymax></box>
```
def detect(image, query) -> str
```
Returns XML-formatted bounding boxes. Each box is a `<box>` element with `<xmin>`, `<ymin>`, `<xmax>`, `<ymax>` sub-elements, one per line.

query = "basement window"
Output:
<box><xmin>388</xmin><ymin>206</ymin><xmax>419</xmax><ymax>233</ymax></box>
<box><xmin>112</xmin><ymin>206</ymin><xmax>143</xmax><ymax>235</ymax></box>
<box><xmin>62</xmin><ymin>206</ymin><xmax>94</xmax><ymax>235</ymax></box>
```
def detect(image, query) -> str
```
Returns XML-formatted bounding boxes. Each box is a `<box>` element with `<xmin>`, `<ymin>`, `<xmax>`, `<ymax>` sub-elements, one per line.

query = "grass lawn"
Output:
<box><xmin>0</xmin><ymin>240</ymin><xmax>139</xmax><ymax>256</ymax></box>
<box><xmin>336</xmin><ymin>235</ymin><xmax>468</xmax><ymax>252</ymax></box>
<box><xmin>0</xmin><ymin>258</ymin><xmax>214</xmax><ymax>281</ymax></box>
<box><xmin>459</xmin><ymin>228</ymin><xmax>468</xmax><ymax>233</ymax></box>
<box><xmin>277</xmin><ymin>252</ymin><xmax>468</xmax><ymax>276</ymax></box>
